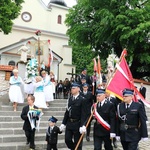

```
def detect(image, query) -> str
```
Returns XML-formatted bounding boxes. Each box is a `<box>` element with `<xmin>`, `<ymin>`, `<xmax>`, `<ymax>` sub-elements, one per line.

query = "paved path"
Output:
<box><xmin>81</xmin><ymin>139</ymin><xmax>150</xmax><ymax>150</ymax></box>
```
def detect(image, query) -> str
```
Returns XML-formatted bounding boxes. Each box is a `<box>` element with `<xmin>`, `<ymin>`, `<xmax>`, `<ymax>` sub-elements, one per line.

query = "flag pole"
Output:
<box><xmin>75</xmin><ymin>57</ymin><xmax>98</xmax><ymax>150</ymax></box>
<box><xmin>74</xmin><ymin>110</ymin><xmax>94</xmax><ymax>150</ymax></box>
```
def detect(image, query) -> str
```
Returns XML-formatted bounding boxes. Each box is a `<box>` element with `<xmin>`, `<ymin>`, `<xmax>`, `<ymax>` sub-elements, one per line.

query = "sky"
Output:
<box><xmin>42</xmin><ymin>0</ymin><xmax>77</xmax><ymax>7</ymax></box>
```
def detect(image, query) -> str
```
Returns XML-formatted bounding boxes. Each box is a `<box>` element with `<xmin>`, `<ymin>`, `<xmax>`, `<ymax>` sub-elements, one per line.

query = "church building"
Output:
<box><xmin>0</xmin><ymin>0</ymin><xmax>75</xmax><ymax>81</ymax></box>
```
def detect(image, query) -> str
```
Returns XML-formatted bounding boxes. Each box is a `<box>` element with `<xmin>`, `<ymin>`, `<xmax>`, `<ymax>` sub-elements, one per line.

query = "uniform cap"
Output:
<box><xmin>81</xmin><ymin>76</ymin><xmax>86</xmax><ymax>80</ymax></box>
<box><xmin>82</xmin><ymin>83</ymin><xmax>88</xmax><ymax>87</ymax></box>
<box><xmin>122</xmin><ymin>88</ymin><xmax>134</xmax><ymax>96</ymax></box>
<box><xmin>48</xmin><ymin>116</ymin><xmax>58</xmax><ymax>123</ymax></box>
<box><xmin>81</xmin><ymin>68</ymin><xmax>87</xmax><ymax>71</ymax></box>
<box><xmin>71</xmin><ymin>82</ymin><xmax>80</xmax><ymax>88</ymax></box>
<box><xmin>96</xmin><ymin>89</ymin><xmax>105</xmax><ymax>95</ymax></box>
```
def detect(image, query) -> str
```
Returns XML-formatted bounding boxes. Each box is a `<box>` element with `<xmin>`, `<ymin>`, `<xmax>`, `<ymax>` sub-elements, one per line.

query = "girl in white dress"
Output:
<box><xmin>33</xmin><ymin>76</ymin><xmax>47</xmax><ymax>109</ymax></box>
<box><xmin>9</xmin><ymin>69</ymin><xmax>24</xmax><ymax>111</ymax></box>
<box><xmin>41</xmin><ymin>71</ymin><xmax>54</xmax><ymax>107</ymax></box>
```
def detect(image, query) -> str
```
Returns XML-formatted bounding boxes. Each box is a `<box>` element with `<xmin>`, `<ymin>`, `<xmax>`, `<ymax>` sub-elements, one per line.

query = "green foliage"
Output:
<box><xmin>66</xmin><ymin>0</ymin><xmax>150</xmax><ymax>81</ymax></box>
<box><xmin>0</xmin><ymin>0</ymin><xmax>24</xmax><ymax>34</ymax></box>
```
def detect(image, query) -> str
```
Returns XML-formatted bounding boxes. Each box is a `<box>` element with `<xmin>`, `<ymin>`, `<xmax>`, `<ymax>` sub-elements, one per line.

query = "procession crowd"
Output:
<box><xmin>8</xmin><ymin>67</ymin><xmax>148</xmax><ymax>150</ymax></box>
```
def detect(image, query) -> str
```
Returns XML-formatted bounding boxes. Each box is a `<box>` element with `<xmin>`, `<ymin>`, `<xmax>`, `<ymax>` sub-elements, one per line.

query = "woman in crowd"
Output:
<box><xmin>9</xmin><ymin>69</ymin><xmax>24</xmax><ymax>111</ymax></box>
<box><xmin>41</xmin><ymin>71</ymin><xmax>53</xmax><ymax>107</ymax></box>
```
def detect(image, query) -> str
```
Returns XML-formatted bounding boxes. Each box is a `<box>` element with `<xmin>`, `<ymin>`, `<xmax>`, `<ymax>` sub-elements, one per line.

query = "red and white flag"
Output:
<box><xmin>47</xmin><ymin>40</ymin><xmax>53</xmax><ymax>67</ymax></box>
<box><xmin>106</xmin><ymin>49</ymin><xmax>150</xmax><ymax>107</ymax></box>
<box><xmin>97</xmin><ymin>55</ymin><xmax>102</xmax><ymax>84</ymax></box>
<box><xmin>93</xmin><ymin>58</ymin><xmax>97</xmax><ymax>72</ymax></box>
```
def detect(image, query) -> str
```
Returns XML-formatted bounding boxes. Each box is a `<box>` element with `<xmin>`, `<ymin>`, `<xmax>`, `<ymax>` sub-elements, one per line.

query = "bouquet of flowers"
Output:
<box><xmin>27</xmin><ymin>108</ymin><xmax>43</xmax><ymax>131</ymax></box>
<box><xmin>26</xmin><ymin>58</ymin><xmax>39</xmax><ymax>78</ymax></box>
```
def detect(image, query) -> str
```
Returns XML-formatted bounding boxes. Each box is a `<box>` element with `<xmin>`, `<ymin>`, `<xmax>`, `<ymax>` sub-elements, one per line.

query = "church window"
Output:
<box><xmin>8</xmin><ymin>60</ymin><xmax>15</xmax><ymax>66</ymax></box>
<box><xmin>58</xmin><ymin>15</ymin><xmax>62</xmax><ymax>24</ymax></box>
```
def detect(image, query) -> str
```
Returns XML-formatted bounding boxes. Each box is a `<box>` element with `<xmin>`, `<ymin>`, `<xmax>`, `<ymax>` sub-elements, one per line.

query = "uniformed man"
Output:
<box><xmin>105</xmin><ymin>92</ymin><xmax>119</xmax><ymax>148</ymax></box>
<box><xmin>117</xmin><ymin>88</ymin><xmax>148</xmax><ymax>150</ymax></box>
<box><xmin>92</xmin><ymin>89</ymin><xmax>116</xmax><ymax>150</ymax></box>
<box><xmin>80</xmin><ymin>83</ymin><xmax>94</xmax><ymax>142</ymax></box>
<box><xmin>79</xmin><ymin>68</ymin><xmax>92</xmax><ymax>90</ymax></box>
<box><xmin>59</xmin><ymin>82</ymin><xmax>87</xmax><ymax>150</ymax></box>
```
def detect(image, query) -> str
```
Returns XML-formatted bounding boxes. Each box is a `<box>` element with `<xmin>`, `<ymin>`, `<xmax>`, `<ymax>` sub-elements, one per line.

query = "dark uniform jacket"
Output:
<box><xmin>21</xmin><ymin>105</ymin><xmax>38</xmax><ymax>131</ymax></box>
<box><xmin>93</xmin><ymin>100</ymin><xmax>116</xmax><ymax>137</ymax></box>
<box><xmin>117</xmin><ymin>101</ymin><xmax>148</xmax><ymax>141</ymax></box>
<box><xmin>139</xmin><ymin>87</ymin><xmax>146</xmax><ymax>98</ymax></box>
<box><xmin>80</xmin><ymin>91</ymin><xmax>93</xmax><ymax>116</ymax></box>
<box><xmin>62</xmin><ymin>94</ymin><xmax>87</xmax><ymax>130</ymax></box>
<box><xmin>46</xmin><ymin>126</ymin><xmax>62</xmax><ymax>144</ymax></box>
<box><xmin>107</xmin><ymin>96</ymin><xmax>119</xmax><ymax>111</ymax></box>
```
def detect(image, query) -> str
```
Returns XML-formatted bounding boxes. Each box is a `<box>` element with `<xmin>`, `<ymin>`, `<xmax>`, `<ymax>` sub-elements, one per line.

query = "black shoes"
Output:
<box><xmin>26</xmin><ymin>141</ymin><xmax>29</xmax><ymax>145</ymax></box>
<box><xmin>86</xmin><ymin>136</ymin><xmax>90</xmax><ymax>142</ymax></box>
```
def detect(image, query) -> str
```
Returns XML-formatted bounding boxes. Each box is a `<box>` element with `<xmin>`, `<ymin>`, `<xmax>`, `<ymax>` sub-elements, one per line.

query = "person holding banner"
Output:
<box><xmin>21</xmin><ymin>95</ymin><xmax>40</xmax><ymax>150</ymax></box>
<box><xmin>92</xmin><ymin>89</ymin><xmax>116</xmax><ymax>150</ymax></box>
<box><xmin>117</xmin><ymin>88</ymin><xmax>148</xmax><ymax>150</ymax></box>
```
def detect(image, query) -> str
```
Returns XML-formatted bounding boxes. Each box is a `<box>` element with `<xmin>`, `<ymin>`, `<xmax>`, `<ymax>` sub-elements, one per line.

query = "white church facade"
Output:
<box><xmin>0</xmin><ymin>0</ymin><xmax>75</xmax><ymax>81</ymax></box>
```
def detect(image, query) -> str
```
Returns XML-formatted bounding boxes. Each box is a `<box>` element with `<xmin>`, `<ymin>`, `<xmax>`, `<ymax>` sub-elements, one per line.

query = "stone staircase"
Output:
<box><xmin>0</xmin><ymin>81</ymin><xmax>149</xmax><ymax>150</ymax></box>
<box><xmin>0</xmin><ymin>96</ymin><xmax>94</xmax><ymax>150</ymax></box>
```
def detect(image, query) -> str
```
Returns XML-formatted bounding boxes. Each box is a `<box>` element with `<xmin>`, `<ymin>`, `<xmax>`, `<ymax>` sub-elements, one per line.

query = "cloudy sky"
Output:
<box><xmin>42</xmin><ymin>0</ymin><xmax>77</xmax><ymax>7</ymax></box>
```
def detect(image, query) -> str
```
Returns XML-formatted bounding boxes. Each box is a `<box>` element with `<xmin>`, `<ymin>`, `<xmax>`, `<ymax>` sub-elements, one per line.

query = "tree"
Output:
<box><xmin>65</xmin><ymin>0</ymin><xmax>150</xmax><ymax>81</ymax></box>
<box><xmin>0</xmin><ymin>0</ymin><xmax>24</xmax><ymax>34</ymax></box>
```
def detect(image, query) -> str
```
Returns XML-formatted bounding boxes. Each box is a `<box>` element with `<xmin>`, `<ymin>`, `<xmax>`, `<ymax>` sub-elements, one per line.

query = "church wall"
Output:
<box><xmin>0</xmin><ymin>0</ymin><xmax>74</xmax><ymax>81</ymax></box>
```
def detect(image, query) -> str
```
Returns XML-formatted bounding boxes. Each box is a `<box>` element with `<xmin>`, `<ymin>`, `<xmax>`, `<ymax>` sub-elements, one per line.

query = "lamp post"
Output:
<box><xmin>35</xmin><ymin>30</ymin><xmax>41</xmax><ymax>73</ymax></box>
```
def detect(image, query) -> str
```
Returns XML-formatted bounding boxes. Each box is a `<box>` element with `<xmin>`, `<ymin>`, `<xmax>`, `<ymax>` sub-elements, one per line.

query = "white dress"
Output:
<box><xmin>43</xmin><ymin>75</ymin><xmax>54</xmax><ymax>102</ymax></box>
<box><xmin>9</xmin><ymin>76</ymin><xmax>24</xmax><ymax>103</ymax></box>
<box><xmin>24</xmin><ymin>80</ymin><xmax>34</xmax><ymax>95</ymax></box>
<box><xmin>33</xmin><ymin>81</ymin><xmax>47</xmax><ymax>109</ymax></box>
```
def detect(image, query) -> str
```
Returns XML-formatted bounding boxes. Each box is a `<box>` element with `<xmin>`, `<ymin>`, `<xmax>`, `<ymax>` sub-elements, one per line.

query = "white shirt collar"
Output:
<box><xmin>99</xmin><ymin>99</ymin><xmax>106</xmax><ymax>106</ymax></box>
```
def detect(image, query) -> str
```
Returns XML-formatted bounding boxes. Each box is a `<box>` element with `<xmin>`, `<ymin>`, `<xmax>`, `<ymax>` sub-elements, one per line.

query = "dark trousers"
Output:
<box><xmin>121</xmin><ymin>140</ymin><xmax>139</xmax><ymax>150</ymax></box>
<box><xmin>86</xmin><ymin>118</ymin><xmax>92</xmax><ymax>136</ymax></box>
<box><xmin>25</xmin><ymin>129</ymin><xmax>35</xmax><ymax>149</ymax></box>
<box><xmin>94</xmin><ymin>135</ymin><xmax>113</xmax><ymax>150</ymax></box>
<box><xmin>47</xmin><ymin>143</ymin><xmax>57</xmax><ymax>150</ymax></box>
<box><xmin>65</xmin><ymin>128</ymin><xmax>83</xmax><ymax>150</ymax></box>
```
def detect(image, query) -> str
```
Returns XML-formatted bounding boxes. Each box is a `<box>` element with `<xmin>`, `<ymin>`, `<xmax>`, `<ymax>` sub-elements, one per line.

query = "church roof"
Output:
<box><xmin>50</xmin><ymin>0</ymin><xmax>67</xmax><ymax>7</ymax></box>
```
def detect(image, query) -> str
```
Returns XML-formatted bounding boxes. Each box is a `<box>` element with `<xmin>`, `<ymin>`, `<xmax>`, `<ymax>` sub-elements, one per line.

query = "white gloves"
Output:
<box><xmin>110</xmin><ymin>133</ymin><xmax>116</xmax><ymax>138</ymax></box>
<box><xmin>116</xmin><ymin>136</ymin><xmax>120</xmax><ymax>141</ymax></box>
<box><xmin>79</xmin><ymin>125</ymin><xmax>86</xmax><ymax>134</ymax></box>
<box><xmin>141</xmin><ymin>137</ymin><xmax>148</xmax><ymax>141</ymax></box>
<box><xmin>59</xmin><ymin>124</ymin><xmax>66</xmax><ymax>132</ymax></box>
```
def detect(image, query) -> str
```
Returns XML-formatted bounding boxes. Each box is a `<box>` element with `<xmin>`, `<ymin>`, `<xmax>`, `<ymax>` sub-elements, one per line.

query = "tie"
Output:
<box><xmin>98</xmin><ymin>102</ymin><xmax>101</xmax><ymax>108</ymax></box>
<box><xmin>126</xmin><ymin>104</ymin><xmax>129</xmax><ymax>111</ymax></box>
<box><xmin>73</xmin><ymin>97</ymin><xmax>75</xmax><ymax>101</ymax></box>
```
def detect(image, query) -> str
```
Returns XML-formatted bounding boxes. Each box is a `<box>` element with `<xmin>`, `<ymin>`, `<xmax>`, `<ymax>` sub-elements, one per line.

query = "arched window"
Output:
<box><xmin>8</xmin><ymin>60</ymin><xmax>15</xmax><ymax>66</ymax></box>
<box><xmin>58</xmin><ymin>15</ymin><xmax>62</xmax><ymax>24</ymax></box>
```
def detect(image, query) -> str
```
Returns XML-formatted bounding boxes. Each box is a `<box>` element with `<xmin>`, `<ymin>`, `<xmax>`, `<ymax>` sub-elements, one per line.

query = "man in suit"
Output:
<box><xmin>139</xmin><ymin>82</ymin><xmax>146</xmax><ymax>98</ymax></box>
<box><xmin>21</xmin><ymin>95</ymin><xmax>39</xmax><ymax>150</ymax></box>
<box><xmin>59</xmin><ymin>82</ymin><xmax>87</xmax><ymax>150</ymax></box>
<box><xmin>80</xmin><ymin>83</ymin><xmax>94</xmax><ymax>142</ymax></box>
<box><xmin>117</xmin><ymin>88</ymin><xmax>148</xmax><ymax>150</ymax></box>
<box><xmin>92</xmin><ymin>89</ymin><xmax>116</xmax><ymax>150</ymax></box>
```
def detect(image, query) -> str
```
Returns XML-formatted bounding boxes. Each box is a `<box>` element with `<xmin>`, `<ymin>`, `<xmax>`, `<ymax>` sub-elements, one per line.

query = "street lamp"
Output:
<box><xmin>35</xmin><ymin>30</ymin><xmax>41</xmax><ymax>73</ymax></box>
